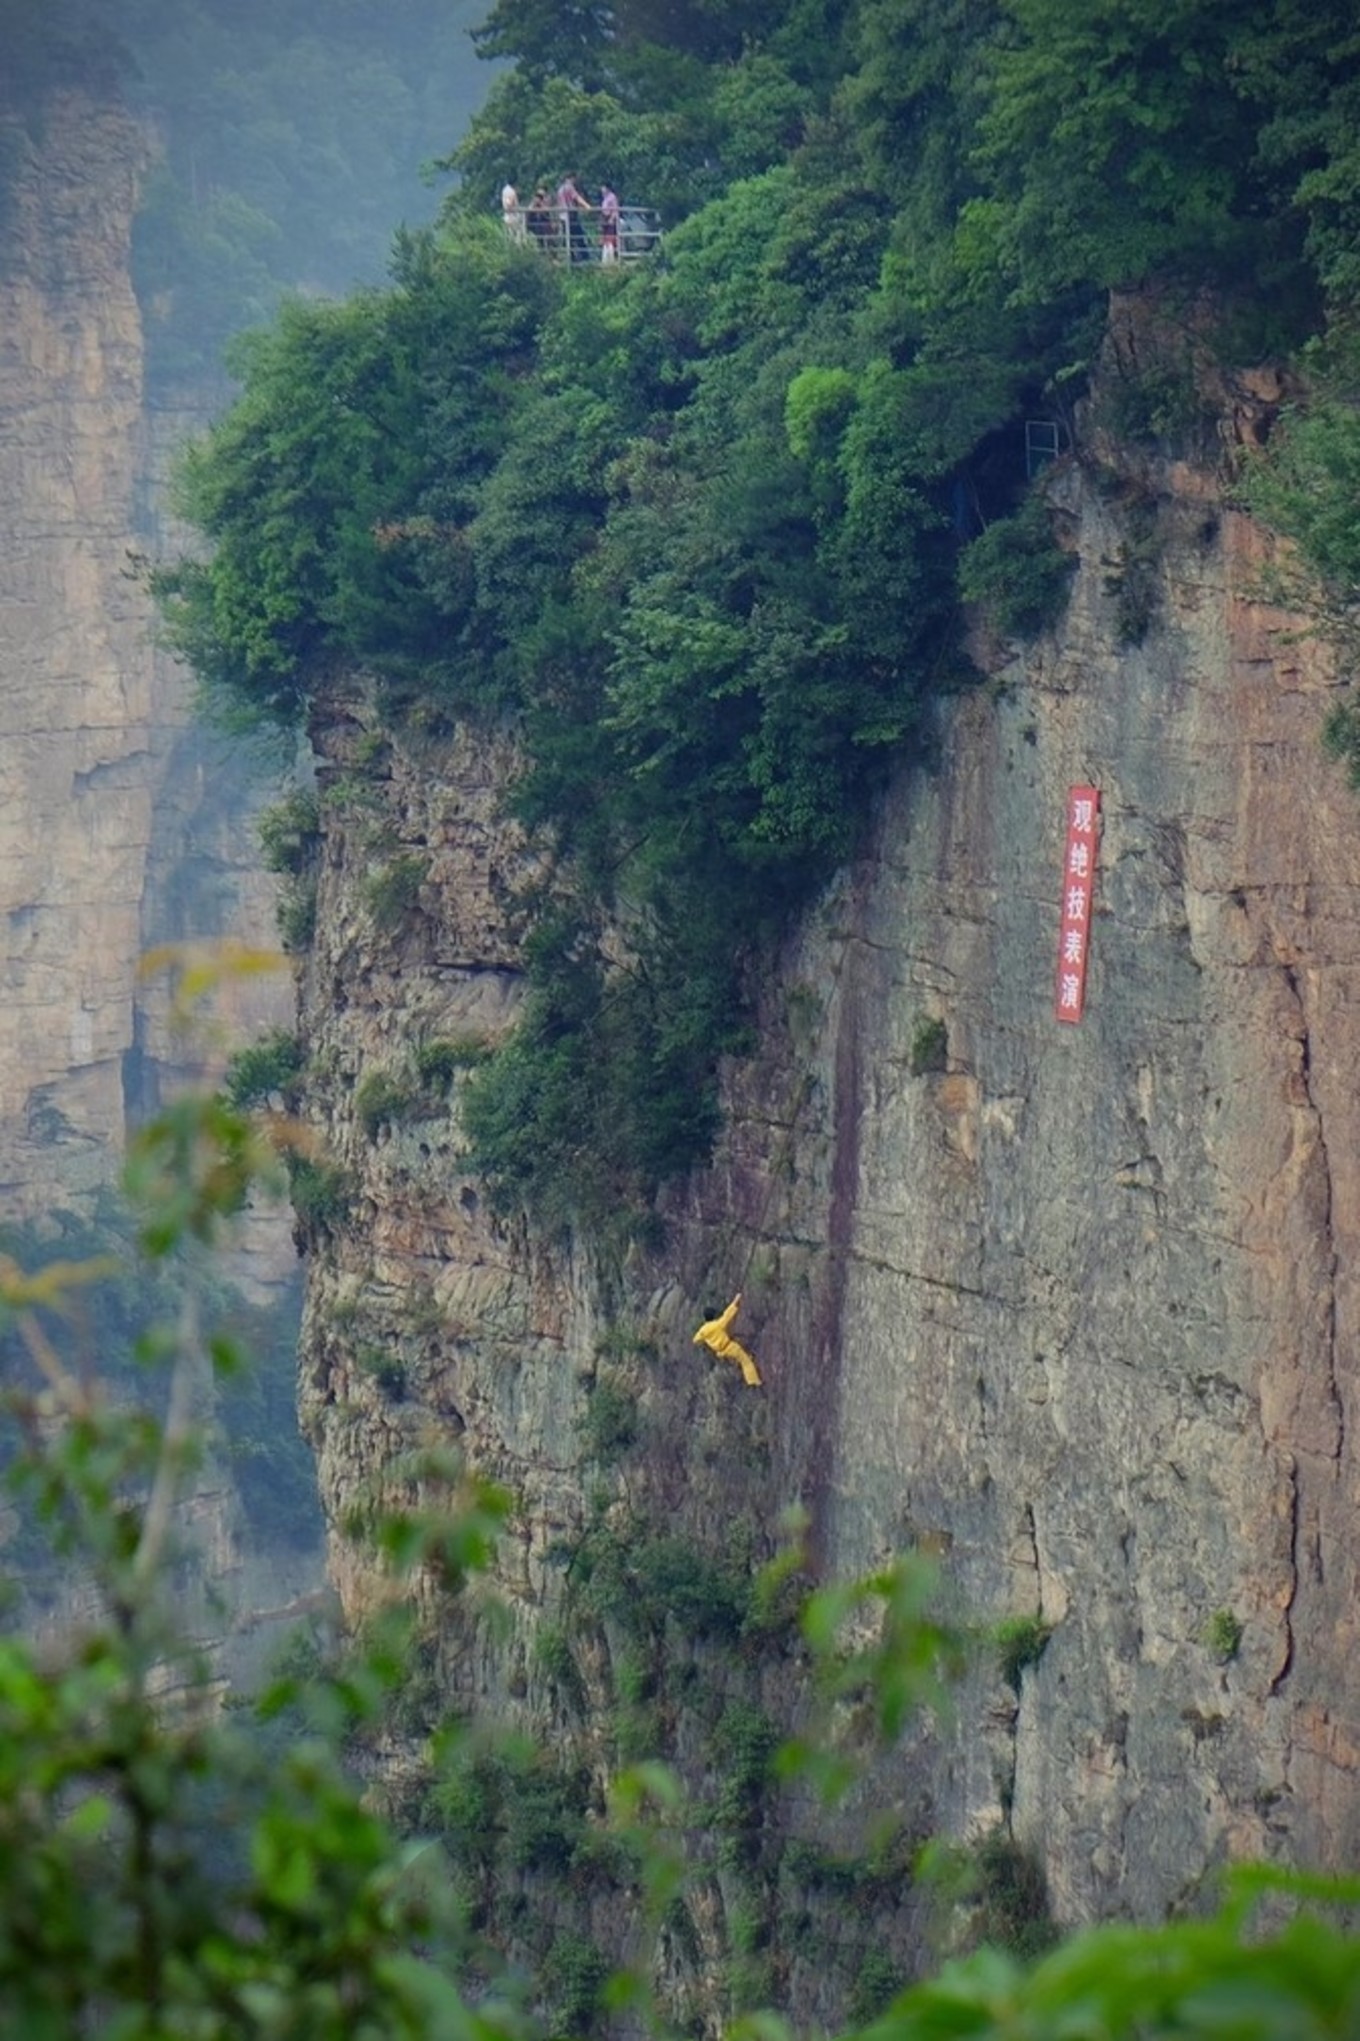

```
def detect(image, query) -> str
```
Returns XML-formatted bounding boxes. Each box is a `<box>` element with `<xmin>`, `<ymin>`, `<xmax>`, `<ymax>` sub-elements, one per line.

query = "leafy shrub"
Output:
<box><xmin>780</xmin><ymin>1838</ymin><xmax>865</xmax><ymax>1895</ymax></box>
<box><xmin>275</xmin><ymin>876</ymin><xmax>317</xmax><ymax>951</ymax></box>
<box><xmin>712</xmin><ymin>1701</ymin><xmax>779</xmax><ymax>1872</ymax></box>
<box><xmin>1249</xmin><ymin>387</ymin><xmax>1360</xmax><ymax>749</ymax></box>
<box><xmin>1250</xmin><ymin>393</ymin><xmax>1360</xmax><ymax>604</ymax></box>
<box><xmin>354</xmin><ymin>1342</ymin><xmax>408</xmax><ymax>1401</ymax></box>
<box><xmin>727</xmin><ymin>1896</ymin><xmax>767</xmax><ymax>1955</ymax></box>
<box><xmin>319</xmin><ymin>772</ymin><xmax>378</xmax><ymax>817</ymax></box>
<box><xmin>995</xmin><ymin>1615</ymin><xmax>1053</xmax><ymax>1694</ymax></box>
<box><xmin>611</xmin><ymin>1648</ymin><xmax>655</xmax><ymax>1712</ymax></box>
<box><xmin>413</xmin><ymin>1035</ymin><xmax>490</xmax><ymax>1089</ymax></box>
<box><xmin>460</xmin><ymin>924</ymin><xmax>729</xmax><ymax>1230</ymax></box>
<box><xmin>503</xmin><ymin>1757</ymin><xmax>590</xmax><ymax>1874</ymax></box>
<box><xmin>633</xmin><ymin>1536</ymin><xmax>749</xmax><ymax>1641</ymax></box>
<box><xmin>614</xmin><ymin>1693</ymin><xmax>664</xmax><ymax>1764</ymax></box>
<box><xmin>533</xmin><ymin>1624</ymin><xmax>586</xmax><ymax>1713</ymax></box>
<box><xmin>1204</xmin><ymin>1608</ymin><xmax>1243</xmax><ymax>1663</ymax></box>
<box><xmin>958</xmin><ymin>492</ymin><xmax>1076</xmax><ymax>640</ymax></box>
<box><xmin>970</xmin><ymin>1833</ymin><xmax>1058</xmax><ymax>1959</ymax></box>
<box><xmin>595</xmin><ymin>1322</ymin><xmax>660</xmax><ymax>1364</ymax></box>
<box><xmin>287</xmin><ymin>1156</ymin><xmax>351</xmax><ymax>1231</ymax></box>
<box><xmin>363</xmin><ymin>853</ymin><xmax>428</xmax><ymax>932</ymax></box>
<box><xmin>577</xmin><ymin>1378</ymin><xmax>640</xmax><ymax>1465</ymax></box>
<box><xmin>257</xmin><ymin>787</ymin><xmax>320</xmax><ymax>875</ymax></box>
<box><xmin>909</xmin><ymin>1016</ymin><xmax>948</xmax><ymax>1076</ymax></box>
<box><xmin>1095</xmin><ymin>361</ymin><xmax>1213</xmax><ymax>454</ymax></box>
<box><xmin>569</xmin><ymin>1517</ymin><xmax>749</xmax><ymax>1645</ymax></box>
<box><xmin>848</xmin><ymin>1950</ymin><xmax>905</xmax><ymax>2025</ymax></box>
<box><xmin>428</xmin><ymin>1748</ymin><xmax>505</xmax><ymax>1872</ymax></box>
<box><xmin>1323</xmin><ymin>700</ymin><xmax>1360</xmax><ymax>789</ymax></box>
<box><xmin>713</xmin><ymin>1701</ymin><xmax>778</xmax><ymax>1795</ymax></box>
<box><xmin>354</xmin><ymin>1069</ymin><xmax>420</xmax><ymax>1139</ymax></box>
<box><xmin>541</xmin><ymin>1929</ymin><xmax>609</xmax><ymax>2034</ymax></box>
<box><xmin>223</xmin><ymin>1030</ymin><xmax>304</xmax><ymax>1110</ymax></box>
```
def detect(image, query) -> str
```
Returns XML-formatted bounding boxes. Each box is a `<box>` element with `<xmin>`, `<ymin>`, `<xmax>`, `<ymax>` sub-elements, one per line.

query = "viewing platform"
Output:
<box><xmin>502</xmin><ymin>204</ymin><xmax>663</xmax><ymax>263</ymax></box>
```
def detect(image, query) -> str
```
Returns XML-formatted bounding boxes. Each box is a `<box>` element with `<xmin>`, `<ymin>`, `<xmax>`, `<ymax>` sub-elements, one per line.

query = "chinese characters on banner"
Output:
<box><xmin>1054</xmin><ymin>785</ymin><xmax>1100</xmax><ymax>1024</ymax></box>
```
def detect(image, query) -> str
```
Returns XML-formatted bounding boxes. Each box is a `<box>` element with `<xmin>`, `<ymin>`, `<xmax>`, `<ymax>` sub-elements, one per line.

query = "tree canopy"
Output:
<box><xmin>160</xmin><ymin>0</ymin><xmax>1360</xmax><ymax>1221</ymax></box>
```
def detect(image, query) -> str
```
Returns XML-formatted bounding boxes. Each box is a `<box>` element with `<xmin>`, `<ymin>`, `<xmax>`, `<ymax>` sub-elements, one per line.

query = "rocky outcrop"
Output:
<box><xmin>0</xmin><ymin>84</ymin><xmax>318</xmax><ymax>1653</ymax></box>
<box><xmin>0</xmin><ymin>87</ymin><xmax>289</xmax><ymax>1256</ymax></box>
<box><xmin>294</xmin><ymin>707</ymin><xmax>581</xmax><ymax>1618</ymax></box>
<box><xmin>296</xmin><ymin>403</ymin><xmax>1360</xmax><ymax>1966</ymax></box>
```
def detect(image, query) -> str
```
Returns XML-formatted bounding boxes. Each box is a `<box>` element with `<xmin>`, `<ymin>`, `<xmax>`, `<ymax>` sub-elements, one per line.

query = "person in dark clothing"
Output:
<box><xmin>527</xmin><ymin>185</ymin><xmax>553</xmax><ymax>251</ymax></box>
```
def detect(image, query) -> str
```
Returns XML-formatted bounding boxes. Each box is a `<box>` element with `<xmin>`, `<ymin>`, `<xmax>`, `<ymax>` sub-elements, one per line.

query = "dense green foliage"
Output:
<box><xmin>224</xmin><ymin>1029</ymin><xmax>305</xmax><ymax>1110</ymax></box>
<box><xmin>0</xmin><ymin>1163</ymin><xmax>505</xmax><ymax>2034</ymax></box>
<box><xmin>993</xmin><ymin>1614</ymin><xmax>1052</xmax><ymax>1695</ymax></box>
<box><xmin>1243</xmin><ymin>330</ymin><xmax>1360</xmax><ymax>784</ymax></box>
<box><xmin>0</xmin><ymin>1193</ymin><xmax>319</xmax><ymax>1584</ymax></box>
<box><xmin>162</xmin><ymin>0</ymin><xmax>1360</xmax><ymax>1223</ymax></box>
<box><xmin>6</xmin><ymin>1086</ymin><xmax>1360</xmax><ymax>2031</ymax></box>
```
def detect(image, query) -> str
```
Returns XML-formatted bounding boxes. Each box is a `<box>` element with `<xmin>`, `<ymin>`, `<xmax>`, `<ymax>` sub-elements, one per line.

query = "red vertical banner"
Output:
<box><xmin>1054</xmin><ymin>785</ymin><xmax>1100</xmax><ymax>1024</ymax></box>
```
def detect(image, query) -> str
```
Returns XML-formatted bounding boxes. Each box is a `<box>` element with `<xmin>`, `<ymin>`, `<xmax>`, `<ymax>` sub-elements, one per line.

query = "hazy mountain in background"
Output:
<box><xmin>0</xmin><ymin>0</ymin><xmax>497</xmax><ymax>1635</ymax></box>
<box><xmin>2</xmin><ymin>0</ymin><xmax>495</xmax><ymax>383</ymax></box>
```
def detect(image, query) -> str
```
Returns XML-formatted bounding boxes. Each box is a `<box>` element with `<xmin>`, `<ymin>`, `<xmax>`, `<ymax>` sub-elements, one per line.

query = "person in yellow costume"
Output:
<box><xmin>692</xmin><ymin>1293</ymin><xmax>761</xmax><ymax>1387</ymax></box>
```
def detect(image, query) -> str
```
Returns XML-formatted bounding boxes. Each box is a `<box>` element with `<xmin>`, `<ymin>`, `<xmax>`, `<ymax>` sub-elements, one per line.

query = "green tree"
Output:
<box><xmin>154</xmin><ymin>229</ymin><xmax>552</xmax><ymax>729</ymax></box>
<box><xmin>962</xmin><ymin>0</ymin><xmax>1275</xmax><ymax>302</ymax></box>
<box><xmin>1232</xmin><ymin>0</ymin><xmax>1360</xmax><ymax>308</ymax></box>
<box><xmin>159</xmin><ymin>0</ymin><xmax>1360</xmax><ymax>1226</ymax></box>
<box><xmin>0</xmin><ymin>1080</ymin><xmax>505</xmax><ymax>2036</ymax></box>
<box><xmin>1247</xmin><ymin>337</ymin><xmax>1360</xmax><ymax>786</ymax></box>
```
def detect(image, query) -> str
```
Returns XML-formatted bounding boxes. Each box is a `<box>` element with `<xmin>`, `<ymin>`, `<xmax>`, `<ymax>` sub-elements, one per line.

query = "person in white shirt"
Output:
<box><xmin>501</xmin><ymin>181</ymin><xmax>526</xmax><ymax>242</ymax></box>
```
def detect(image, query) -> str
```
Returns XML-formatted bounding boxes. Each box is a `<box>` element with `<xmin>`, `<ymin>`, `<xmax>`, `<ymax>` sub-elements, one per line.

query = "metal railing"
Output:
<box><xmin>502</xmin><ymin>204</ymin><xmax>663</xmax><ymax>264</ymax></box>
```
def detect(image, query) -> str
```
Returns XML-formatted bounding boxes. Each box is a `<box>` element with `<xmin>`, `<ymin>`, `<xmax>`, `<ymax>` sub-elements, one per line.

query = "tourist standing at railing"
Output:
<box><xmin>599</xmin><ymin>183</ymin><xmax>620</xmax><ymax>264</ymax></box>
<box><xmin>527</xmin><ymin>186</ymin><xmax>553</xmax><ymax>250</ymax></box>
<box><xmin>501</xmin><ymin>181</ymin><xmax>526</xmax><ymax>243</ymax></box>
<box><xmin>556</xmin><ymin>172</ymin><xmax>593</xmax><ymax>263</ymax></box>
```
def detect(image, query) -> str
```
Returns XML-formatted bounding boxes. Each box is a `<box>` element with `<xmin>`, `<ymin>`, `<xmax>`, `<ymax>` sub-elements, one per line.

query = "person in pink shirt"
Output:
<box><xmin>599</xmin><ymin>182</ymin><xmax>620</xmax><ymax>263</ymax></box>
<box><xmin>556</xmin><ymin>172</ymin><xmax>592</xmax><ymax>262</ymax></box>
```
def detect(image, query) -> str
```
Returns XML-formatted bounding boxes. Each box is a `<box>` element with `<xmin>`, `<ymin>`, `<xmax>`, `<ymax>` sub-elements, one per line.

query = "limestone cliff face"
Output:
<box><xmin>0</xmin><ymin>86</ymin><xmax>288</xmax><ymax>1253</ymax></box>
<box><xmin>0</xmin><ymin>85</ymin><xmax>317</xmax><ymax>1648</ymax></box>
<box><xmin>750</xmin><ymin>469</ymin><xmax>1360</xmax><ymax>1922</ymax></box>
<box><xmin>296</xmin><ymin>403</ymin><xmax>1360</xmax><ymax>1959</ymax></box>
<box><xmin>295</xmin><ymin>708</ymin><xmax>592</xmax><ymax>1622</ymax></box>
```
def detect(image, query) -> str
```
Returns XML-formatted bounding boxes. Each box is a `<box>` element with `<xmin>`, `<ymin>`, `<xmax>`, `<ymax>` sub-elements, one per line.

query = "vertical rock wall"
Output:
<box><xmin>726</xmin><ymin>450</ymin><xmax>1360</xmax><ymax>1922</ymax></box>
<box><xmin>0</xmin><ymin>88</ymin><xmax>288</xmax><ymax>1258</ymax></box>
<box><xmin>0</xmin><ymin>91</ymin><xmax>154</xmax><ymax>1206</ymax></box>
<box><xmin>297</xmin><ymin>428</ymin><xmax>1360</xmax><ymax>1956</ymax></box>
<box><xmin>0</xmin><ymin>85</ymin><xmax>318</xmax><ymax>1654</ymax></box>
